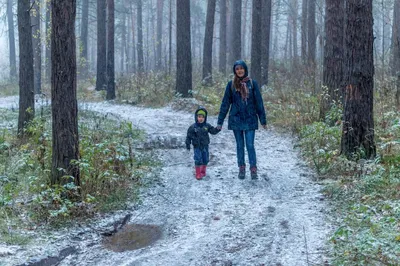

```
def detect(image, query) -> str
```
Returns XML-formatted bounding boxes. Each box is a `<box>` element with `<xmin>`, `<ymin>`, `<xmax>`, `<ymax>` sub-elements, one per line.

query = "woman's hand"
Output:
<box><xmin>216</xmin><ymin>125</ymin><xmax>223</xmax><ymax>130</ymax></box>
<box><xmin>262</xmin><ymin>124</ymin><xmax>267</xmax><ymax>130</ymax></box>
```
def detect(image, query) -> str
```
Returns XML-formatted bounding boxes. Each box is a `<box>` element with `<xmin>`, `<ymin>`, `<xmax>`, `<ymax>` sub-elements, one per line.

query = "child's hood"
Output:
<box><xmin>194</xmin><ymin>106</ymin><xmax>208</xmax><ymax>123</ymax></box>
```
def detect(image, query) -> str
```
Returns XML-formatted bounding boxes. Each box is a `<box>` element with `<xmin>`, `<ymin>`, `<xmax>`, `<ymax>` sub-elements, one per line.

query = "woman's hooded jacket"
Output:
<box><xmin>186</xmin><ymin>107</ymin><xmax>220</xmax><ymax>150</ymax></box>
<box><xmin>217</xmin><ymin>60</ymin><xmax>267</xmax><ymax>130</ymax></box>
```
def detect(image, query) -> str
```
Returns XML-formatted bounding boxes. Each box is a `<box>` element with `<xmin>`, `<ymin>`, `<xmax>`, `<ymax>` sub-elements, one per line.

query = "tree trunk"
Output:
<box><xmin>232</xmin><ymin>0</ymin><xmax>242</xmax><ymax>61</ymax></box>
<box><xmin>169</xmin><ymin>0</ymin><xmax>173</xmax><ymax>74</ymax></box>
<box><xmin>7</xmin><ymin>0</ymin><xmax>17</xmax><ymax>82</ymax></box>
<box><xmin>392</xmin><ymin>0</ymin><xmax>400</xmax><ymax>109</ymax></box>
<box><xmin>251</xmin><ymin>0</ymin><xmax>261</xmax><ymax>82</ymax></box>
<box><xmin>307</xmin><ymin>0</ymin><xmax>316</xmax><ymax>90</ymax></box>
<box><xmin>156</xmin><ymin>0</ymin><xmax>164</xmax><ymax>71</ymax></box>
<box><xmin>260</xmin><ymin>0</ymin><xmax>271</xmax><ymax>86</ymax></box>
<box><xmin>202</xmin><ymin>0</ymin><xmax>216</xmax><ymax>85</ymax></box>
<box><xmin>291</xmin><ymin>0</ymin><xmax>298</xmax><ymax>67</ymax></box>
<box><xmin>341</xmin><ymin>0</ymin><xmax>376</xmax><ymax>159</ymax></box>
<box><xmin>121</xmin><ymin>9</ymin><xmax>126</xmax><ymax>73</ymax></box>
<box><xmin>107</xmin><ymin>0</ymin><xmax>115</xmax><ymax>100</ymax></box>
<box><xmin>96</xmin><ymin>0</ymin><xmax>107</xmax><ymax>90</ymax></box>
<box><xmin>45</xmin><ymin>1</ymin><xmax>51</xmax><ymax>83</ymax></box>
<box><xmin>176</xmin><ymin>0</ymin><xmax>192</xmax><ymax>97</ymax></box>
<box><xmin>80</xmin><ymin>0</ymin><xmax>89</xmax><ymax>79</ymax></box>
<box><xmin>219</xmin><ymin>0</ymin><xmax>227</xmax><ymax>74</ymax></box>
<box><xmin>319</xmin><ymin>0</ymin><xmax>344</xmax><ymax>121</ymax></box>
<box><xmin>51</xmin><ymin>0</ymin><xmax>80</xmax><ymax>186</ymax></box>
<box><xmin>301</xmin><ymin>0</ymin><xmax>307</xmax><ymax>64</ymax></box>
<box><xmin>18</xmin><ymin>0</ymin><xmax>35</xmax><ymax>137</ymax></box>
<box><xmin>31</xmin><ymin>0</ymin><xmax>41</xmax><ymax>94</ymax></box>
<box><xmin>130</xmin><ymin>1</ymin><xmax>136</xmax><ymax>73</ymax></box>
<box><xmin>137</xmin><ymin>0</ymin><xmax>144</xmax><ymax>73</ymax></box>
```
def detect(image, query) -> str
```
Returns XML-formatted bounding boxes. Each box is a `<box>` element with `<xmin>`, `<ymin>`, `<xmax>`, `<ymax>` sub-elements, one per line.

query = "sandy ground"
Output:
<box><xmin>0</xmin><ymin>96</ymin><xmax>331</xmax><ymax>266</ymax></box>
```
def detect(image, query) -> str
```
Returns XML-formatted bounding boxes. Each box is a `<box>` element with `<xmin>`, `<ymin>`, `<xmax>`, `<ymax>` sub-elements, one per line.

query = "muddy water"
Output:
<box><xmin>102</xmin><ymin>224</ymin><xmax>162</xmax><ymax>252</ymax></box>
<box><xmin>0</xmin><ymin>97</ymin><xmax>332</xmax><ymax>266</ymax></box>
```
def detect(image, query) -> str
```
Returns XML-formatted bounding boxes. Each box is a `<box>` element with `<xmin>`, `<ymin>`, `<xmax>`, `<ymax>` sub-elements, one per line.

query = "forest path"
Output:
<box><xmin>0</xmin><ymin>97</ymin><xmax>330</xmax><ymax>266</ymax></box>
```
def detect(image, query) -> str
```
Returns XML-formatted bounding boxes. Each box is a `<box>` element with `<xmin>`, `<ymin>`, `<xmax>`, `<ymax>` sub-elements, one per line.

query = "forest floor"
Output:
<box><xmin>0</xmin><ymin>96</ymin><xmax>331</xmax><ymax>266</ymax></box>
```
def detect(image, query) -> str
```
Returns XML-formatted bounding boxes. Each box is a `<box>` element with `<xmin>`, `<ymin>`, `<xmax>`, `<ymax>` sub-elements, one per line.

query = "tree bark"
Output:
<box><xmin>219</xmin><ymin>0</ymin><xmax>227</xmax><ymax>74</ymax></box>
<box><xmin>96</xmin><ymin>0</ymin><xmax>107</xmax><ymax>90</ymax></box>
<box><xmin>202</xmin><ymin>0</ymin><xmax>216</xmax><ymax>84</ymax></box>
<box><xmin>260</xmin><ymin>0</ymin><xmax>271</xmax><ymax>86</ymax></box>
<box><xmin>176</xmin><ymin>0</ymin><xmax>192</xmax><ymax>97</ymax></box>
<box><xmin>251</xmin><ymin>0</ymin><xmax>261</xmax><ymax>82</ymax></box>
<box><xmin>341</xmin><ymin>0</ymin><xmax>376</xmax><ymax>159</ymax></box>
<box><xmin>319</xmin><ymin>0</ymin><xmax>344</xmax><ymax>121</ymax></box>
<box><xmin>31</xmin><ymin>0</ymin><xmax>41</xmax><ymax>94</ymax></box>
<box><xmin>107</xmin><ymin>0</ymin><xmax>115</xmax><ymax>100</ymax></box>
<box><xmin>7</xmin><ymin>0</ymin><xmax>17</xmax><ymax>82</ymax></box>
<box><xmin>156</xmin><ymin>0</ymin><xmax>164</xmax><ymax>71</ymax></box>
<box><xmin>17</xmin><ymin>0</ymin><xmax>35</xmax><ymax>137</ymax></box>
<box><xmin>45</xmin><ymin>1</ymin><xmax>51</xmax><ymax>83</ymax></box>
<box><xmin>301</xmin><ymin>0</ymin><xmax>307</xmax><ymax>64</ymax></box>
<box><xmin>80</xmin><ymin>0</ymin><xmax>89</xmax><ymax>79</ymax></box>
<box><xmin>51</xmin><ymin>0</ymin><xmax>80</xmax><ymax>186</ymax></box>
<box><xmin>121</xmin><ymin>8</ymin><xmax>126</xmax><ymax>73</ymax></box>
<box><xmin>307</xmin><ymin>0</ymin><xmax>316</xmax><ymax>86</ymax></box>
<box><xmin>169</xmin><ymin>0</ymin><xmax>173</xmax><ymax>74</ymax></box>
<box><xmin>392</xmin><ymin>0</ymin><xmax>400</xmax><ymax>109</ymax></box>
<box><xmin>231</xmin><ymin>0</ymin><xmax>242</xmax><ymax>61</ymax></box>
<box><xmin>137</xmin><ymin>0</ymin><xmax>144</xmax><ymax>73</ymax></box>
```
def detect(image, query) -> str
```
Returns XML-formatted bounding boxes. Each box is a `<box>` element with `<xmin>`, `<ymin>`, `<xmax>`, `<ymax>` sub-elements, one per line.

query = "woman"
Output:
<box><xmin>217</xmin><ymin>60</ymin><xmax>267</xmax><ymax>179</ymax></box>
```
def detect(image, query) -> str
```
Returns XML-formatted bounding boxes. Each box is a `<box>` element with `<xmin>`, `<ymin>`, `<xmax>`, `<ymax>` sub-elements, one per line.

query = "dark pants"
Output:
<box><xmin>233</xmin><ymin>130</ymin><xmax>256</xmax><ymax>168</ymax></box>
<box><xmin>194</xmin><ymin>146</ymin><xmax>209</xmax><ymax>166</ymax></box>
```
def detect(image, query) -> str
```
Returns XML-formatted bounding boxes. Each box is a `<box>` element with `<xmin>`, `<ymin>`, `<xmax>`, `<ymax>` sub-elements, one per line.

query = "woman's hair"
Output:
<box><xmin>233</xmin><ymin>75</ymin><xmax>248</xmax><ymax>99</ymax></box>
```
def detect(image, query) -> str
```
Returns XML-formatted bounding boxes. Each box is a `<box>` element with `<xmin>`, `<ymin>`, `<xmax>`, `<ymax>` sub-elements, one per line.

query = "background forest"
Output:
<box><xmin>0</xmin><ymin>0</ymin><xmax>399</xmax><ymax>264</ymax></box>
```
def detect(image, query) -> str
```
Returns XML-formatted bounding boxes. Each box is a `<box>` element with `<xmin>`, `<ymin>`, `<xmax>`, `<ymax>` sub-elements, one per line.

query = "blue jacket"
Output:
<box><xmin>217</xmin><ymin>60</ymin><xmax>267</xmax><ymax>130</ymax></box>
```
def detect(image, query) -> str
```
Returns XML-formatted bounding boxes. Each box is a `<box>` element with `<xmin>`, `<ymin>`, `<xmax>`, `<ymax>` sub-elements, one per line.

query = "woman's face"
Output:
<box><xmin>235</xmin><ymin>65</ymin><xmax>245</xmax><ymax>78</ymax></box>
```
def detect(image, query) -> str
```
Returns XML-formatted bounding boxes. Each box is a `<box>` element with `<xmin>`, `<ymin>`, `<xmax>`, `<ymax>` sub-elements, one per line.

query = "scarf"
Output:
<box><xmin>237</xmin><ymin>76</ymin><xmax>250</xmax><ymax>100</ymax></box>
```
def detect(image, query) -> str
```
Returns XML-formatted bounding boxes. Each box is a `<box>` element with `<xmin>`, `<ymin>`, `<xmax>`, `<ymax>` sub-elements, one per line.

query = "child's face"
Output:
<box><xmin>197</xmin><ymin>115</ymin><xmax>205</xmax><ymax>123</ymax></box>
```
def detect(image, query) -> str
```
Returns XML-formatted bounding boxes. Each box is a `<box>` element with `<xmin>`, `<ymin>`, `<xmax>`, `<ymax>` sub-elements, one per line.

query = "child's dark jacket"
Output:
<box><xmin>186</xmin><ymin>107</ymin><xmax>220</xmax><ymax>150</ymax></box>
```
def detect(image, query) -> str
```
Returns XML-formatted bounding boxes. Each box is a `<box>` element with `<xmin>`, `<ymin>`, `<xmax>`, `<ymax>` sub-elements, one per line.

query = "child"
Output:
<box><xmin>186</xmin><ymin>107</ymin><xmax>220</xmax><ymax>180</ymax></box>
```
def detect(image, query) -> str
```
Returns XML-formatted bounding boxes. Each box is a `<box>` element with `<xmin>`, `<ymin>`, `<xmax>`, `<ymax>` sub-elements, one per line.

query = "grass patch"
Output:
<box><xmin>0</xmin><ymin>106</ymin><xmax>159</xmax><ymax>243</ymax></box>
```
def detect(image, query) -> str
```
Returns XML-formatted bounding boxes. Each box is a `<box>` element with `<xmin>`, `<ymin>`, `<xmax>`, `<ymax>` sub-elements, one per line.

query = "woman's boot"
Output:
<box><xmin>238</xmin><ymin>165</ymin><xmax>246</xmax><ymax>179</ymax></box>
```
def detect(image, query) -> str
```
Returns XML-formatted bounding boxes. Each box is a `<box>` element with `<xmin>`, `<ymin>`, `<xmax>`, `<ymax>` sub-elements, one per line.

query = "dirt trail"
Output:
<box><xmin>0</xmin><ymin>97</ymin><xmax>330</xmax><ymax>266</ymax></box>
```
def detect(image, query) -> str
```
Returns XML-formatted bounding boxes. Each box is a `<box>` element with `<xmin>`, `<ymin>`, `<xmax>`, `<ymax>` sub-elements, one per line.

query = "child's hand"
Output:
<box><xmin>216</xmin><ymin>125</ymin><xmax>222</xmax><ymax>130</ymax></box>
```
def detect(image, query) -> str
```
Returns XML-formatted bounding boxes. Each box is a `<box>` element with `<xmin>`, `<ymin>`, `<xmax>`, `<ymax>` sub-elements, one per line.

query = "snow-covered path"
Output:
<box><xmin>0</xmin><ymin>96</ymin><xmax>330</xmax><ymax>266</ymax></box>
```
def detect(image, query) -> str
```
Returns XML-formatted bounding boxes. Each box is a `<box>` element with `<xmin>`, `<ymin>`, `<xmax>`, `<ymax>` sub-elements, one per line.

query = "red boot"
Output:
<box><xmin>195</xmin><ymin>166</ymin><xmax>202</xmax><ymax>180</ymax></box>
<box><xmin>200</xmin><ymin>165</ymin><xmax>207</xmax><ymax>177</ymax></box>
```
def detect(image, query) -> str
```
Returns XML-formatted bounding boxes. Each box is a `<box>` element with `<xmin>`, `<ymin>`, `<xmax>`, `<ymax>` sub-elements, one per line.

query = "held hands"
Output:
<box><xmin>216</xmin><ymin>125</ymin><xmax>223</xmax><ymax>131</ymax></box>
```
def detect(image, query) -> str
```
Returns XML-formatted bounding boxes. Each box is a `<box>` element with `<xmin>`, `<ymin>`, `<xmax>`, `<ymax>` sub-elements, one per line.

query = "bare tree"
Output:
<box><xmin>96</xmin><ymin>0</ymin><xmax>107</xmax><ymax>90</ymax></box>
<box><xmin>341</xmin><ymin>0</ymin><xmax>376</xmax><ymax>159</ymax></box>
<box><xmin>80</xmin><ymin>0</ymin><xmax>89</xmax><ymax>79</ymax></box>
<box><xmin>231</xmin><ymin>0</ymin><xmax>242</xmax><ymax>61</ymax></box>
<box><xmin>251</xmin><ymin>0</ymin><xmax>262</xmax><ymax>82</ymax></box>
<box><xmin>319</xmin><ymin>0</ymin><xmax>344</xmax><ymax>121</ymax></box>
<box><xmin>7</xmin><ymin>0</ymin><xmax>17</xmax><ymax>82</ymax></box>
<box><xmin>137</xmin><ymin>0</ymin><xmax>144</xmax><ymax>73</ymax></box>
<box><xmin>31</xmin><ymin>0</ymin><xmax>41</xmax><ymax>94</ymax></box>
<box><xmin>156</xmin><ymin>0</ymin><xmax>164</xmax><ymax>70</ymax></box>
<box><xmin>51</xmin><ymin>0</ymin><xmax>80</xmax><ymax>185</ymax></box>
<box><xmin>17</xmin><ymin>0</ymin><xmax>34</xmax><ymax>137</ymax></box>
<box><xmin>176</xmin><ymin>0</ymin><xmax>192</xmax><ymax>97</ymax></box>
<box><xmin>219</xmin><ymin>0</ymin><xmax>227</xmax><ymax>74</ymax></box>
<box><xmin>106</xmin><ymin>0</ymin><xmax>115</xmax><ymax>100</ymax></box>
<box><xmin>260</xmin><ymin>0</ymin><xmax>272</xmax><ymax>86</ymax></box>
<box><xmin>392</xmin><ymin>0</ymin><xmax>400</xmax><ymax>109</ymax></box>
<box><xmin>301</xmin><ymin>0</ymin><xmax>307</xmax><ymax>64</ymax></box>
<box><xmin>202</xmin><ymin>0</ymin><xmax>217</xmax><ymax>85</ymax></box>
<box><xmin>307</xmin><ymin>0</ymin><xmax>316</xmax><ymax>88</ymax></box>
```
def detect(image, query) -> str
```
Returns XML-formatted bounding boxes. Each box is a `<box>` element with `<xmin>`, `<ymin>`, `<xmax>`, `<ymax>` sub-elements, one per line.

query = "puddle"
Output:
<box><xmin>102</xmin><ymin>224</ymin><xmax>162</xmax><ymax>252</ymax></box>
